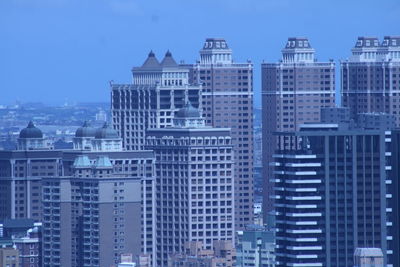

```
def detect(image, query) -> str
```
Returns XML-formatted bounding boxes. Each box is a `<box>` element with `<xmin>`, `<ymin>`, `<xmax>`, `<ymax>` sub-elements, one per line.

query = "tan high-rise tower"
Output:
<box><xmin>342</xmin><ymin>36</ymin><xmax>400</xmax><ymax>125</ymax></box>
<box><xmin>261</xmin><ymin>37</ymin><xmax>336</xmax><ymax>218</ymax></box>
<box><xmin>184</xmin><ymin>38</ymin><xmax>254</xmax><ymax>229</ymax></box>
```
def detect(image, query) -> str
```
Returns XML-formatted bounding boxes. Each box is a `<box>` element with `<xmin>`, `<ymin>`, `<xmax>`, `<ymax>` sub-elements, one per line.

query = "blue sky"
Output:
<box><xmin>1</xmin><ymin>0</ymin><xmax>399</xmax><ymax>107</ymax></box>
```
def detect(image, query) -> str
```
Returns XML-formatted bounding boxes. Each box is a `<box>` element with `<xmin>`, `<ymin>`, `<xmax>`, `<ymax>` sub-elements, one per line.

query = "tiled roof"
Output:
<box><xmin>160</xmin><ymin>50</ymin><xmax>178</xmax><ymax>67</ymax></box>
<box><xmin>141</xmin><ymin>50</ymin><xmax>161</xmax><ymax>68</ymax></box>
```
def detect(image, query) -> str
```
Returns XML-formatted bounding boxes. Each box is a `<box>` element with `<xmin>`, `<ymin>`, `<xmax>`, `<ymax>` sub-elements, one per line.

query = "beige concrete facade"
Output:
<box><xmin>185</xmin><ymin>38</ymin><xmax>254</xmax><ymax>230</ymax></box>
<box><xmin>262</xmin><ymin>37</ymin><xmax>336</xmax><ymax>216</ymax></box>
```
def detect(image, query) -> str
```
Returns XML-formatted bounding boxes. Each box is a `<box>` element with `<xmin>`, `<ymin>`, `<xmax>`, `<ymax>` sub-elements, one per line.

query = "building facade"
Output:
<box><xmin>41</xmin><ymin>124</ymin><xmax>156</xmax><ymax>267</ymax></box>
<box><xmin>185</xmin><ymin>38</ymin><xmax>254</xmax><ymax>229</ymax></box>
<box><xmin>354</xmin><ymin>248</ymin><xmax>384</xmax><ymax>267</ymax></box>
<box><xmin>111</xmin><ymin>51</ymin><xmax>202</xmax><ymax>151</ymax></box>
<box><xmin>388</xmin><ymin>129</ymin><xmax>400</xmax><ymax>267</ymax></box>
<box><xmin>273</xmin><ymin>111</ymin><xmax>394</xmax><ymax>267</ymax></box>
<box><xmin>168</xmin><ymin>241</ymin><xmax>235</xmax><ymax>267</ymax></box>
<box><xmin>0</xmin><ymin>122</ymin><xmax>62</xmax><ymax>221</ymax></box>
<box><xmin>0</xmin><ymin>122</ymin><xmax>157</xmax><ymax>267</ymax></box>
<box><xmin>236</xmin><ymin>225</ymin><xmax>275</xmax><ymax>267</ymax></box>
<box><xmin>262</xmin><ymin>37</ymin><xmax>336</xmax><ymax>217</ymax></box>
<box><xmin>145</xmin><ymin>104</ymin><xmax>235</xmax><ymax>266</ymax></box>
<box><xmin>41</xmin><ymin>152</ymin><xmax>155</xmax><ymax>267</ymax></box>
<box><xmin>0</xmin><ymin>219</ymin><xmax>41</xmax><ymax>267</ymax></box>
<box><xmin>0</xmin><ymin>248</ymin><xmax>19</xmax><ymax>267</ymax></box>
<box><xmin>342</xmin><ymin>36</ymin><xmax>400</xmax><ymax>125</ymax></box>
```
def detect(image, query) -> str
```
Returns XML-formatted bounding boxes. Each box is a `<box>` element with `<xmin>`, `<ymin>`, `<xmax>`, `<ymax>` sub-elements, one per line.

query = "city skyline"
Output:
<box><xmin>1</xmin><ymin>0</ymin><xmax>400</xmax><ymax>106</ymax></box>
<box><xmin>1</xmin><ymin>1</ymin><xmax>399</xmax><ymax>266</ymax></box>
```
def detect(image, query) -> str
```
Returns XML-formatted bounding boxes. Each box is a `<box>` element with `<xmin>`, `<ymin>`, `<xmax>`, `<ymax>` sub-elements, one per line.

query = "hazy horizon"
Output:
<box><xmin>1</xmin><ymin>0</ymin><xmax>399</xmax><ymax>107</ymax></box>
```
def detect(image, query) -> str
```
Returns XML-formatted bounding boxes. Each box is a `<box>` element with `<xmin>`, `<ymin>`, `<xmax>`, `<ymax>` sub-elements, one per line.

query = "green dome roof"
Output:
<box><xmin>75</xmin><ymin>121</ymin><xmax>96</xmax><ymax>138</ymax></box>
<box><xmin>19</xmin><ymin>121</ymin><xmax>43</xmax><ymax>139</ymax></box>
<box><xmin>95</xmin><ymin>122</ymin><xmax>119</xmax><ymax>139</ymax></box>
<box><xmin>94</xmin><ymin>156</ymin><xmax>113</xmax><ymax>168</ymax></box>
<box><xmin>73</xmin><ymin>155</ymin><xmax>91</xmax><ymax>168</ymax></box>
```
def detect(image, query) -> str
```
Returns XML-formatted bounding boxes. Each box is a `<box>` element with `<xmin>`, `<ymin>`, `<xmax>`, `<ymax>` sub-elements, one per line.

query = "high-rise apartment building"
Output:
<box><xmin>342</xmin><ymin>36</ymin><xmax>400</xmax><ymax>125</ymax></box>
<box><xmin>0</xmin><ymin>122</ymin><xmax>62</xmax><ymax>221</ymax></box>
<box><xmin>262</xmin><ymin>37</ymin><xmax>336</xmax><ymax>217</ymax></box>
<box><xmin>145</xmin><ymin>104</ymin><xmax>235</xmax><ymax>266</ymax></box>
<box><xmin>111</xmin><ymin>51</ymin><xmax>202</xmax><ymax>150</ymax></box>
<box><xmin>273</xmin><ymin>110</ymin><xmax>394</xmax><ymax>267</ymax></box>
<box><xmin>42</xmin><ymin>151</ymin><xmax>155</xmax><ymax>267</ymax></box>
<box><xmin>185</xmin><ymin>38</ymin><xmax>254</xmax><ymax>229</ymax></box>
<box><xmin>0</xmin><ymin>122</ymin><xmax>157</xmax><ymax>267</ymax></box>
<box><xmin>41</xmin><ymin>124</ymin><xmax>156</xmax><ymax>267</ymax></box>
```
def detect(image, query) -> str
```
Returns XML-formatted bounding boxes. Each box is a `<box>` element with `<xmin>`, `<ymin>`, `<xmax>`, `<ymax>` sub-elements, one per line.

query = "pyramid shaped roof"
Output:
<box><xmin>160</xmin><ymin>50</ymin><xmax>178</xmax><ymax>67</ymax></box>
<box><xmin>141</xmin><ymin>50</ymin><xmax>161</xmax><ymax>69</ymax></box>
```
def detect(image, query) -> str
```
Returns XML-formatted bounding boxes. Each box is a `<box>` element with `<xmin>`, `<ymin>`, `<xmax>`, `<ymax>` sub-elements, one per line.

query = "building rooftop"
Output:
<box><xmin>95</xmin><ymin>122</ymin><xmax>119</xmax><ymax>139</ymax></box>
<box><xmin>73</xmin><ymin>155</ymin><xmax>91</xmax><ymax>168</ymax></box>
<box><xmin>94</xmin><ymin>155</ymin><xmax>113</xmax><ymax>168</ymax></box>
<box><xmin>140</xmin><ymin>50</ymin><xmax>161</xmax><ymax>69</ymax></box>
<box><xmin>19</xmin><ymin>121</ymin><xmax>43</xmax><ymax>139</ymax></box>
<box><xmin>75</xmin><ymin>121</ymin><xmax>96</xmax><ymax>138</ymax></box>
<box><xmin>285</xmin><ymin>37</ymin><xmax>312</xmax><ymax>49</ymax></box>
<box><xmin>160</xmin><ymin>50</ymin><xmax>178</xmax><ymax>67</ymax></box>
<box><xmin>202</xmin><ymin>38</ymin><xmax>230</xmax><ymax>50</ymax></box>
<box><xmin>354</xmin><ymin>36</ymin><xmax>380</xmax><ymax>48</ymax></box>
<box><xmin>354</xmin><ymin>248</ymin><xmax>383</xmax><ymax>257</ymax></box>
<box><xmin>175</xmin><ymin>102</ymin><xmax>201</xmax><ymax>118</ymax></box>
<box><xmin>382</xmin><ymin>36</ymin><xmax>400</xmax><ymax>47</ymax></box>
<box><xmin>1</xmin><ymin>218</ymin><xmax>35</xmax><ymax>229</ymax></box>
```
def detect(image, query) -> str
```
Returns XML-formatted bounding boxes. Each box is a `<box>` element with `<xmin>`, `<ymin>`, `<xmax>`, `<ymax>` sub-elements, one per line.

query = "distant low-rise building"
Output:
<box><xmin>354</xmin><ymin>248</ymin><xmax>384</xmax><ymax>267</ymax></box>
<box><xmin>117</xmin><ymin>253</ymin><xmax>136</xmax><ymax>267</ymax></box>
<box><xmin>236</xmin><ymin>225</ymin><xmax>275</xmax><ymax>267</ymax></box>
<box><xmin>168</xmin><ymin>241</ymin><xmax>235</xmax><ymax>267</ymax></box>
<box><xmin>0</xmin><ymin>219</ymin><xmax>41</xmax><ymax>267</ymax></box>
<box><xmin>0</xmin><ymin>247</ymin><xmax>19</xmax><ymax>267</ymax></box>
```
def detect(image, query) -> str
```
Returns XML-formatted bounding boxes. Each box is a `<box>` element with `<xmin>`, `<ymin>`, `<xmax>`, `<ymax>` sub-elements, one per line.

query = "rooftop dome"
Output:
<box><xmin>176</xmin><ymin>102</ymin><xmax>201</xmax><ymax>118</ymax></box>
<box><xmin>95</xmin><ymin>122</ymin><xmax>119</xmax><ymax>139</ymax></box>
<box><xmin>75</xmin><ymin>121</ymin><xmax>96</xmax><ymax>138</ymax></box>
<box><xmin>19</xmin><ymin>121</ymin><xmax>43</xmax><ymax>139</ymax></box>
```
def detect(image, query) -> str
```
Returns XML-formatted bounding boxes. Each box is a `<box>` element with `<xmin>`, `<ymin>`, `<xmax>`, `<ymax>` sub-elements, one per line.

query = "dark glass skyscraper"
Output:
<box><xmin>273</xmin><ymin>110</ymin><xmax>395</xmax><ymax>267</ymax></box>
